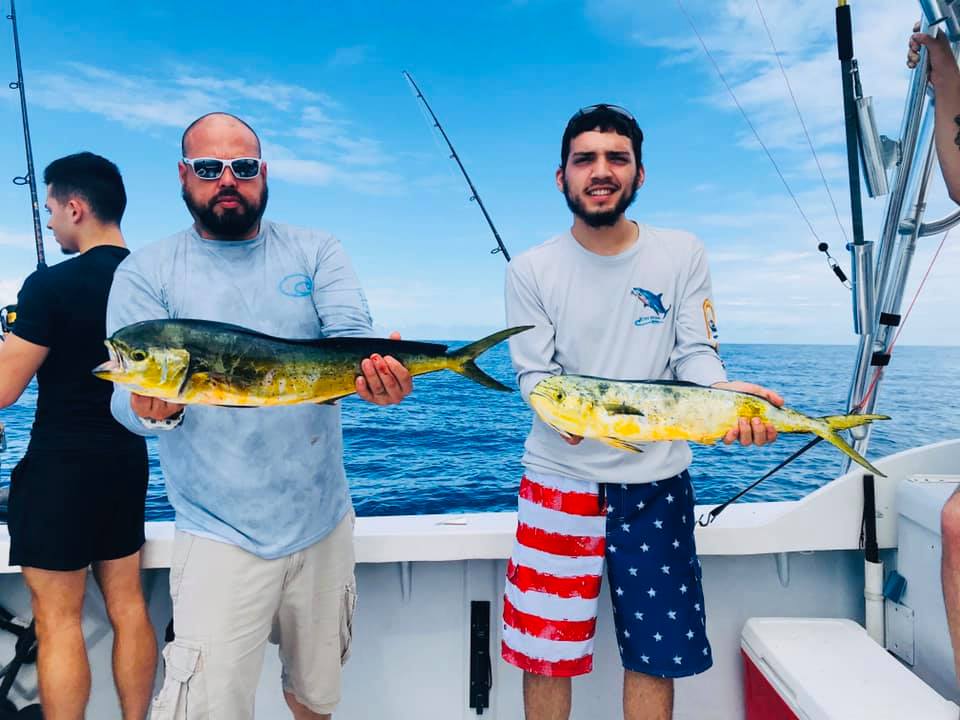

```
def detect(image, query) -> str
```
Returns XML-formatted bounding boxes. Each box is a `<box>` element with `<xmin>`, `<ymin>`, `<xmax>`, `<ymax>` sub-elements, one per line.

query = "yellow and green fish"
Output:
<box><xmin>529</xmin><ymin>375</ymin><xmax>889</xmax><ymax>476</ymax></box>
<box><xmin>93</xmin><ymin>319</ymin><xmax>531</xmax><ymax>406</ymax></box>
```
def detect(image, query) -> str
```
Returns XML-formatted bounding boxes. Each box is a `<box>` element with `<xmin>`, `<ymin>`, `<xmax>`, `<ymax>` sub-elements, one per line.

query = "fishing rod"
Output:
<box><xmin>7</xmin><ymin>0</ymin><xmax>44</xmax><ymax>270</ymax></box>
<box><xmin>402</xmin><ymin>71</ymin><xmax>511</xmax><ymax>262</ymax></box>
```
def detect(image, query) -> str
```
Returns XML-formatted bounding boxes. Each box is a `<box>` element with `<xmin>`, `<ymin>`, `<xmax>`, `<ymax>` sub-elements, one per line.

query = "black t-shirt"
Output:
<box><xmin>13</xmin><ymin>245</ymin><xmax>146</xmax><ymax>454</ymax></box>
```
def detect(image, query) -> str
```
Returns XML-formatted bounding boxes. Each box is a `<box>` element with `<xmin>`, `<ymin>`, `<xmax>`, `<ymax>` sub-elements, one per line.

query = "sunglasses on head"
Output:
<box><xmin>571</xmin><ymin>104</ymin><xmax>637</xmax><ymax>123</ymax></box>
<box><xmin>182</xmin><ymin>157</ymin><xmax>262</xmax><ymax>180</ymax></box>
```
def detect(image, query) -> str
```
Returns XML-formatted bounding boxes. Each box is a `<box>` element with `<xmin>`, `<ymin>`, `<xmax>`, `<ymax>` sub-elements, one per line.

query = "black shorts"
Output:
<box><xmin>7</xmin><ymin>445</ymin><xmax>149</xmax><ymax>571</ymax></box>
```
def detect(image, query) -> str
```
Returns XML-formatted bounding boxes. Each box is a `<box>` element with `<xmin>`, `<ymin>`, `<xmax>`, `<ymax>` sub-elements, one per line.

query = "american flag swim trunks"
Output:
<box><xmin>501</xmin><ymin>469</ymin><xmax>712</xmax><ymax>678</ymax></box>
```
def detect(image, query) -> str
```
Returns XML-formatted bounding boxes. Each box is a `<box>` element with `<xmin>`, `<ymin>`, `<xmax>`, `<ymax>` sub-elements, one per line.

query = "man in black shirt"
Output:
<box><xmin>0</xmin><ymin>153</ymin><xmax>156</xmax><ymax>720</ymax></box>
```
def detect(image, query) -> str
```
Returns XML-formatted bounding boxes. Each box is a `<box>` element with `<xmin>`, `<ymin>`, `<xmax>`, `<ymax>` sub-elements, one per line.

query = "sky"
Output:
<box><xmin>0</xmin><ymin>0</ymin><xmax>955</xmax><ymax>345</ymax></box>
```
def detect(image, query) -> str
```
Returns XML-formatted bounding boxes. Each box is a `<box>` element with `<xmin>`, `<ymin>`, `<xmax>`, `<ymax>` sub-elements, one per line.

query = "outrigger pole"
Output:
<box><xmin>403</xmin><ymin>71</ymin><xmax>511</xmax><ymax>262</ymax></box>
<box><xmin>841</xmin><ymin>0</ymin><xmax>960</xmax><ymax>468</ymax></box>
<box><xmin>7</xmin><ymin>0</ymin><xmax>44</xmax><ymax>270</ymax></box>
<box><xmin>833</xmin><ymin>0</ymin><xmax>960</xmax><ymax>646</ymax></box>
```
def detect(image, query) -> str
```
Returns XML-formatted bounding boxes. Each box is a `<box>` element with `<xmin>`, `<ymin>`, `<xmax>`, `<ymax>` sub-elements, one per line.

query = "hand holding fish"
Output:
<box><xmin>355</xmin><ymin>332</ymin><xmax>414</xmax><ymax>406</ymax></box>
<box><xmin>711</xmin><ymin>381</ymin><xmax>783</xmax><ymax>447</ymax></box>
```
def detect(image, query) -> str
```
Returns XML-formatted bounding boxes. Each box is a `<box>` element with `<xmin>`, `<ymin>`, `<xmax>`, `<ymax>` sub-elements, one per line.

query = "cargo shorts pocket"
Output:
<box><xmin>340</xmin><ymin>581</ymin><xmax>358</xmax><ymax>664</ymax></box>
<box><xmin>150</xmin><ymin>640</ymin><xmax>206</xmax><ymax>720</ymax></box>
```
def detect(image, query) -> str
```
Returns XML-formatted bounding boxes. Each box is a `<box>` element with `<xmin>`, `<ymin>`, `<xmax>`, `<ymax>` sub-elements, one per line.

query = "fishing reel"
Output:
<box><xmin>0</xmin><ymin>306</ymin><xmax>15</xmax><ymax>339</ymax></box>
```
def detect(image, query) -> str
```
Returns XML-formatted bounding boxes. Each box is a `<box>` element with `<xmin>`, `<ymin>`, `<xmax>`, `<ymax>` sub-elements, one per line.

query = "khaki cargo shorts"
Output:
<box><xmin>150</xmin><ymin>511</ymin><xmax>356</xmax><ymax>719</ymax></box>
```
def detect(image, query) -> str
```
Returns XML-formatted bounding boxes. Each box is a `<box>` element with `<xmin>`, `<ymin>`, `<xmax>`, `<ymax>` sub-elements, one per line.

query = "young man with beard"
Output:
<box><xmin>0</xmin><ymin>153</ymin><xmax>155</xmax><ymax>720</ymax></box>
<box><xmin>501</xmin><ymin>105</ymin><xmax>784</xmax><ymax>720</ymax></box>
<box><xmin>106</xmin><ymin>112</ymin><xmax>412</xmax><ymax>720</ymax></box>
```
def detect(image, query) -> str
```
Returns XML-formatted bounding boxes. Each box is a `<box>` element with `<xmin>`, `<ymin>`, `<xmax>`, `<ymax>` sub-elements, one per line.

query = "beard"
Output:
<box><xmin>563</xmin><ymin>175</ymin><xmax>637</xmax><ymax>228</ymax></box>
<box><xmin>182</xmin><ymin>183</ymin><xmax>269</xmax><ymax>239</ymax></box>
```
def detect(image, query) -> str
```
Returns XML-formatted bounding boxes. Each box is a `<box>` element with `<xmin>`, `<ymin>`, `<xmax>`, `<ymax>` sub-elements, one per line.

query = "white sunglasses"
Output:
<box><xmin>182</xmin><ymin>157</ymin><xmax>262</xmax><ymax>180</ymax></box>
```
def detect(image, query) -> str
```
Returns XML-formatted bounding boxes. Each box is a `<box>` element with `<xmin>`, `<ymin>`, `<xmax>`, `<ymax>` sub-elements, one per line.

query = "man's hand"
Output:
<box><xmin>131</xmin><ymin>394</ymin><xmax>185</xmax><ymax>421</ymax></box>
<box><xmin>355</xmin><ymin>331</ymin><xmax>413</xmax><ymax>406</ymax></box>
<box><xmin>909</xmin><ymin>22</ymin><xmax>960</xmax><ymax>92</ymax></box>
<box><xmin>712</xmin><ymin>381</ymin><xmax>783</xmax><ymax>447</ymax></box>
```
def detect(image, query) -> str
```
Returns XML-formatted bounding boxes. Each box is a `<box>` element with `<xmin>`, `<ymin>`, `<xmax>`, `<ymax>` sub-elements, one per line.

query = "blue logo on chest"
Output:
<box><xmin>632</xmin><ymin>287</ymin><xmax>671</xmax><ymax>327</ymax></box>
<box><xmin>279</xmin><ymin>274</ymin><xmax>313</xmax><ymax>298</ymax></box>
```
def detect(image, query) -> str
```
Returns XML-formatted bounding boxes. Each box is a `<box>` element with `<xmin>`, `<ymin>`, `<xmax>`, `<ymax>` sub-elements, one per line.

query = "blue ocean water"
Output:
<box><xmin>1</xmin><ymin>343</ymin><xmax>958</xmax><ymax>521</ymax></box>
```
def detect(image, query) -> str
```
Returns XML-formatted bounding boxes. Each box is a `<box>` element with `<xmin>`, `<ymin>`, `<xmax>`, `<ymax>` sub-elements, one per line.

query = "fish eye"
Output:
<box><xmin>556</xmin><ymin>391</ymin><xmax>565</xmax><ymax>401</ymax></box>
<box><xmin>130</xmin><ymin>350</ymin><xmax>148</xmax><ymax>362</ymax></box>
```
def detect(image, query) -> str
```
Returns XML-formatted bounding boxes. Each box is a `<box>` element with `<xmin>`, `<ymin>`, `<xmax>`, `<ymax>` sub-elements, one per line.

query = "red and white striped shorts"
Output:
<box><xmin>501</xmin><ymin>470</ymin><xmax>606</xmax><ymax>677</ymax></box>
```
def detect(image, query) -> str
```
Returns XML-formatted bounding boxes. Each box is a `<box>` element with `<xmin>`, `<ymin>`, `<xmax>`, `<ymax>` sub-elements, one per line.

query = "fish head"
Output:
<box><xmin>528</xmin><ymin>376</ymin><xmax>594</xmax><ymax>435</ymax></box>
<box><xmin>93</xmin><ymin>322</ymin><xmax>191</xmax><ymax>398</ymax></box>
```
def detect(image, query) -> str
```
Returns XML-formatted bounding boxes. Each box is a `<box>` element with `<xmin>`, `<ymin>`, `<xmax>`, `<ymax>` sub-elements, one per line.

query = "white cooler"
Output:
<box><xmin>741</xmin><ymin>617</ymin><xmax>958</xmax><ymax>719</ymax></box>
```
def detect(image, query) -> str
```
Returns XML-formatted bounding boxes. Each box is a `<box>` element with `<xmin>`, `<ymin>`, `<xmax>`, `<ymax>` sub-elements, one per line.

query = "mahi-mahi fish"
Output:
<box><xmin>528</xmin><ymin>374</ymin><xmax>889</xmax><ymax>476</ymax></box>
<box><xmin>93</xmin><ymin>319</ymin><xmax>531</xmax><ymax>406</ymax></box>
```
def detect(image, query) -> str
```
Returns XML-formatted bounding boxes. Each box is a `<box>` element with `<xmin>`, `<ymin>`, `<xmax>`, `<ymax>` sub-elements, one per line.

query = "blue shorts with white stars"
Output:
<box><xmin>603</xmin><ymin>470</ymin><xmax>712</xmax><ymax>678</ymax></box>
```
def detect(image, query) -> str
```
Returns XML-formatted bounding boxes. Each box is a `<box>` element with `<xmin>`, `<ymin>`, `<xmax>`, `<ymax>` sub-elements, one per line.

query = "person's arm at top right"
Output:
<box><xmin>505</xmin><ymin>258</ymin><xmax>580</xmax><ymax>445</ymax></box>
<box><xmin>910</xmin><ymin>24</ymin><xmax>960</xmax><ymax>202</ymax></box>
<box><xmin>106</xmin><ymin>259</ymin><xmax>184</xmax><ymax>435</ymax></box>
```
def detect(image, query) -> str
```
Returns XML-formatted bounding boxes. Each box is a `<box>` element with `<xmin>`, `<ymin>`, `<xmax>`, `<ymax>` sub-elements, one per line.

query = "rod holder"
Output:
<box><xmin>857</xmin><ymin>96</ymin><xmax>889</xmax><ymax>197</ymax></box>
<box><xmin>848</xmin><ymin>240</ymin><xmax>876</xmax><ymax>336</ymax></box>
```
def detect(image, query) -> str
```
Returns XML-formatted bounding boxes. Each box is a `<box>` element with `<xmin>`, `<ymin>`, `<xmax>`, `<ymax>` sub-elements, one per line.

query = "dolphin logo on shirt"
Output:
<box><xmin>631</xmin><ymin>287</ymin><xmax>670</xmax><ymax>327</ymax></box>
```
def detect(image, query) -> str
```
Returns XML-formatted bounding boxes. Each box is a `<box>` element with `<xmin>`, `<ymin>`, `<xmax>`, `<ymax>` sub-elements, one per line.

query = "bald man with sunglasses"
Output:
<box><xmin>107</xmin><ymin>112</ymin><xmax>412</xmax><ymax>719</ymax></box>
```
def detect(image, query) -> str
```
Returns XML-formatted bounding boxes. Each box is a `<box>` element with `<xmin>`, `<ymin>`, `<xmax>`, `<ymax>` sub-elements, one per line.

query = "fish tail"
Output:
<box><xmin>446</xmin><ymin>326</ymin><xmax>533</xmax><ymax>392</ymax></box>
<box><xmin>809</xmin><ymin>413</ymin><xmax>890</xmax><ymax>477</ymax></box>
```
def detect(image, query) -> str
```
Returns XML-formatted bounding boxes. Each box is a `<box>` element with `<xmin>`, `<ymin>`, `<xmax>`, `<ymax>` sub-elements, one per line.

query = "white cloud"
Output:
<box><xmin>21</xmin><ymin>62</ymin><xmax>400</xmax><ymax>194</ymax></box>
<box><xmin>175</xmin><ymin>74</ymin><xmax>337</xmax><ymax>112</ymax></box>
<box><xmin>647</xmin><ymin>1</ymin><xmax>915</xmax><ymax>153</ymax></box>
<box><xmin>262</xmin><ymin>141</ymin><xmax>401</xmax><ymax>193</ymax></box>
<box><xmin>261</xmin><ymin>142</ymin><xmax>337</xmax><ymax>185</ymax></box>
<box><xmin>31</xmin><ymin>64</ymin><xmax>209</xmax><ymax>129</ymax></box>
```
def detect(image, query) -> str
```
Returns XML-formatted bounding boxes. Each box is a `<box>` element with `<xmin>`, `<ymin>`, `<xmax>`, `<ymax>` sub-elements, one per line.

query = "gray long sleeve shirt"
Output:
<box><xmin>505</xmin><ymin>224</ymin><xmax>727</xmax><ymax>485</ymax></box>
<box><xmin>107</xmin><ymin>220</ymin><xmax>372</xmax><ymax>559</ymax></box>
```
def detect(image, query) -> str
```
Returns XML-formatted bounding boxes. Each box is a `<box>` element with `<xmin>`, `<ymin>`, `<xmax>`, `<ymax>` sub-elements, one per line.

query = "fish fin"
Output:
<box><xmin>176</xmin><ymin>352</ymin><xmax>199</xmax><ymax>399</ymax></box>
<box><xmin>455</xmin><ymin>360</ymin><xmax>513</xmax><ymax>392</ymax></box>
<box><xmin>160</xmin><ymin>319</ymin><xmax>451</xmax><ymax>355</ymax></box>
<box><xmin>573</xmin><ymin>375</ymin><xmax>706</xmax><ymax>388</ymax></box>
<box><xmin>315</xmin><ymin>392</ymin><xmax>351</xmax><ymax>405</ymax></box>
<box><xmin>446</xmin><ymin>326</ymin><xmax>533</xmax><ymax>392</ymax></box>
<box><xmin>810</xmin><ymin>415</ymin><xmax>888</xmax><ymax>477</ymax></box>
<box><xmin>308</xmin><ymin>336</ymin><xmax>448</xmax><ymax>356</ymax></box>
<box><xmin>600</xmin><ymin>401</ymin><xmax>644</xmax><ymax>417</ymax></box>
<box><xmin>601</xmin><ymin>436</ymin><xmax>646</xmax><ymax>453</ymax></box>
